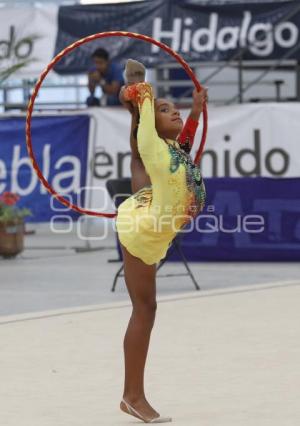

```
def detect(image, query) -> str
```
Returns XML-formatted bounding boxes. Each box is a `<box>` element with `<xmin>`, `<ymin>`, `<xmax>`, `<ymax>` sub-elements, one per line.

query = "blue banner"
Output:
<box><xmin>0</xmin><ymin>115</ymin><xmax>90</xmax><ymax>222</ymax></box>
<box><xmin>168</xmin><ymin>177</ymin><xmax>300</xmax><ymax>261</ymax></box>
<box><xmin>54</xmin><ymin>0</ymin><xmax>300</xmax><ymax>73</ymax></box>
<box><xmin>115</xmin><ymin>177</ymin><xmax>300</xmax><ymax>262</ymax></box>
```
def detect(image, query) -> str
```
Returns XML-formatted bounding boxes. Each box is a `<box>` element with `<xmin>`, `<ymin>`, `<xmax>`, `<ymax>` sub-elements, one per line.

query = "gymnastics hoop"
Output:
<box><xmin>26</xmin><ymin>31</ymin><xmax>208</xmax><ymax>218</ymax></box>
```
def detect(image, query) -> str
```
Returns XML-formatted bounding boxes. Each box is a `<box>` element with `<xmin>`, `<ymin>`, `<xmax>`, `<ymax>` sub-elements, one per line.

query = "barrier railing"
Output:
<box><xmin>1</xmin><ymin>60</ymin><xmax>298</xmax><ymax>113</ymax></box>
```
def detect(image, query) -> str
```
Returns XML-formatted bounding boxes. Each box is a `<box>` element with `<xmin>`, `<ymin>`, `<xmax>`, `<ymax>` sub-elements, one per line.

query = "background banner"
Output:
<box><xmin>0</xmin><ymin>107</ymin><xmax>298</xmax><ymax>260</ymax></box>
<box><xmin>0</xmin><ymin>115</ymin><xmax>90</xmax><ymax>221</ymax></box>
<box><xmin>0</xmin><ymin>103</ymin><xmax>298</xmax><ymax>221</ymax></box>
<box><xmin>54</xmin><ymin>0</ymin><xmax>300</xmax><ymax>73</ymax></box>
<box><xmin>1</xmin><ymin>1</ymin><xmax>299</xmax><ymax>77</ymax></box>
<box><xmin>113</xmin><ymin>176</ymin><xmax>300</xmax><ymax>262</ymax></box>
<box><xmin>167</xmin><ymin>177</ymin><xmax>300</xmax><ymax>262</ymax></box>
<box><xmin>0</xmin><ymin>5</ymin><xmax>58</xmax><ymax>78</ymax></box>
<box><xmin>88</xmin><ymin>102</ymin><xmax>299</xmax><ymax>214</ymax></box>
<box><xmin>86</xmin><ymin>102</ymin><xmax>299</xmax><ymax>216</ymax></box>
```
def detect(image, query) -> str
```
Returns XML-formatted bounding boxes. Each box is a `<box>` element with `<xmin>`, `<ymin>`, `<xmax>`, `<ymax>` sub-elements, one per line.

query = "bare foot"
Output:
<box><xmin>125</xmin><ymin>59</ymin><xmax>146</xmax><ymax>84</ymax></box>
<box><xmin>120</xmin><ymin>396</ymin><xmax>160</xmax><ymax>422</ymax></box>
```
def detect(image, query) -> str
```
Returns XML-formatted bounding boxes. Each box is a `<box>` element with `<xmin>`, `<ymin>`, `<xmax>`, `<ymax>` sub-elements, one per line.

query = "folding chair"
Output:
<box><xmin>106</xmin><ymin>178</ymin><xmax>200</xmax><ymax>292</ymax></box>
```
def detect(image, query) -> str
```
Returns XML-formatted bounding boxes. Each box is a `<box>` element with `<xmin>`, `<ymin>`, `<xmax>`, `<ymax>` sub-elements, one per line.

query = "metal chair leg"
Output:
<box><xmin>173</xmin><ymin>238</ymin><xmax>201</xmax><ymax>290</ymax></box>
<box><xmin>112</xmin><ymin>235</ymin><xmax>200</xmax><ymax>291</ymax></box>
<box><xmin>111</xmin><ymin>263</ymin><xmax>124</xmax><ymax>292</ymax></box>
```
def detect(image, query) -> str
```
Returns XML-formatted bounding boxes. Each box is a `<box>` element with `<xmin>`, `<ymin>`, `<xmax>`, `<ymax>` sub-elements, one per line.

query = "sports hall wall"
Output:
<box><xmin>1</xmin><ymin>105</ymin><xmax>299</xmax><ymax>260</ymax></box>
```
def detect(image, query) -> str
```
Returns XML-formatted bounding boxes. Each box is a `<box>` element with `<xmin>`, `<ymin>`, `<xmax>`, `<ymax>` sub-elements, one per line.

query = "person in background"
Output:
<box><xmin>86</xmin><ymin>48</ymin><xmax>124</xmax><ymax>106</ymax></box>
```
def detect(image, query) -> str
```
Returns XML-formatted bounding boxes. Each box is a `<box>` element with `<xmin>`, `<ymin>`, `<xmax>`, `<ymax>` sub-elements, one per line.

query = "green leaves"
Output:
<box><xmin>0</xmin><ymin>58</ymin><xmax>37</xmax><ymax>86</ymax></box>
<box><xmin>0</xmin><ymin>33</ymin><xmax>41</xmax><ymax>85</ymax></box>
<box><xmin>0</xmin><ymin>202</ymin><xmax>32</xmax><ymax>224</ymax></box>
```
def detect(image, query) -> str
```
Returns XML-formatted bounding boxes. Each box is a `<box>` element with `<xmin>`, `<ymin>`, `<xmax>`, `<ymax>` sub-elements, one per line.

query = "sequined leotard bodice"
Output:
<box><xmin>115</xmin><ymin>82</ymin><xmax>206</xmax><ymax>265</ymax></box>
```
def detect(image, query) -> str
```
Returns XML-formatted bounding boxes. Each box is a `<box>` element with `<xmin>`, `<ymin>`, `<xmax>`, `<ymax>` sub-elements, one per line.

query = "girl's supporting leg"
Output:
<box><xmin>120</xmin><ymin>242</ymin><xmax>161</xmax><ymax>420</ymax></box>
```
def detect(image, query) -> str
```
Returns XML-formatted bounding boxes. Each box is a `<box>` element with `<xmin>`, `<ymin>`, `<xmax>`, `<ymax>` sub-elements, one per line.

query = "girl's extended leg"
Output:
<box><xmin>119</xmin><ymin>242</ymin><xmax>161</xmax><ymax>420</ymax></box>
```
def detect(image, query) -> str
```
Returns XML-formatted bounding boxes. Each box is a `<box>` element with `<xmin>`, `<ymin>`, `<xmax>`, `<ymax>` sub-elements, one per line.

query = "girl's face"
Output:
<box><xmin>154</xmin><ymin>98</ymin><xmax>183</xmax><ymax>140</ymax></box>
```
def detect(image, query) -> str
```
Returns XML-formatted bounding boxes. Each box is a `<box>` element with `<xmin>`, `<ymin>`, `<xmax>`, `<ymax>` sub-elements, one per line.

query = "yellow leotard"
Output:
<box><xmin>115</xmin><ymin>83</ymin><xmax>206</xmax><ymax>265</ymax></box>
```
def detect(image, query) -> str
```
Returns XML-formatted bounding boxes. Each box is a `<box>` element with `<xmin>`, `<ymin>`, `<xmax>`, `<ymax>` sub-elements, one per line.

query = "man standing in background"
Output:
<box><xmin>86</xmin><ymin>48</ymin><xmax>124</xmax><ymax>106</ymax></box>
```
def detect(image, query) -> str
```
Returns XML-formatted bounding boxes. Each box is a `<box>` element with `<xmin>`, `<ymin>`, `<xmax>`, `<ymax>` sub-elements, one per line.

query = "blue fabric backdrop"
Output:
<box><xmin>116</xmin><ymin>178</ymin><xmax>300</xmax><ymax>261</ymax></box>
<box><xmin>0</xmin><ymin>115</ymin><xmax>90</xmax><ymax>222</ymax></box>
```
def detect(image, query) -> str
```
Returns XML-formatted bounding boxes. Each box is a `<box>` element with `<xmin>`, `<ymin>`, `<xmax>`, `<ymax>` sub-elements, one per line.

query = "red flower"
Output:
<box><xmin>0</xmin><ymin>191</ymin><xmax>20</xmax><ymax>206</ymax></box>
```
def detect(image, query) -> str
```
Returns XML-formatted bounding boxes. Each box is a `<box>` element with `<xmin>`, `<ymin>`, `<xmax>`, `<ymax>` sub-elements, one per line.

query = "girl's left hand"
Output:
<box><xmin>192</xmin><ymin>87</ymin><xmax>208</xmax><ymax>111</ymax></box>
<box><xmin>119</xmin><ymin>85</ymin><xmax>138</xmax><ymax>113</ymax></box>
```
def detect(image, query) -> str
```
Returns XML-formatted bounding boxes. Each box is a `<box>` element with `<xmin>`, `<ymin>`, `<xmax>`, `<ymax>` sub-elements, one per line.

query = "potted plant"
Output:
<box><xmin>0</xmin><ymin>191</ymin><xmax>32</xmax><ymax>258</ymax></box>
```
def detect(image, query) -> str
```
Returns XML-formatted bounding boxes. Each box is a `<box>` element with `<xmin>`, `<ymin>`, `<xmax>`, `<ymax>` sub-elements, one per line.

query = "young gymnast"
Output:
<box><xmin>116</xmin><ymin>60</ymin><xmax>207</xmax><ymax>423</ymax></box>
